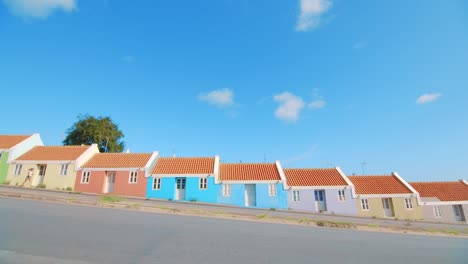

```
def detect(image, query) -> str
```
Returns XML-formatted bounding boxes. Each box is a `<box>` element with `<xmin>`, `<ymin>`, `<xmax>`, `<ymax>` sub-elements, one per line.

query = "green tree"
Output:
<box><xmin>63</xmin><ymin>114</ymin><xmax>125</xmax><ymax>153</ymax></box>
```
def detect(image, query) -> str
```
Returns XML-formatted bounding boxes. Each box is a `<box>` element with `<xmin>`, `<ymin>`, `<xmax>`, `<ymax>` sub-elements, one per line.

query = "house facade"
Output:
<box><xmin>410</xmin><ymin>180</ymin><xmax>468</xmax><ymax>224</ymax></box>
<box><xmin>348</xmin><ymin>173</ymin><xmax>423</xmax><ymax>220</ymax></box>
<box><xmin>147</xmin><ymin>156</ymin><xmax>219</xmax><ymax>203</ymax></box>
<box><xmin>0</xmin><ymin>134</ymin><xmax>43</xmax><ymax>184</ymax></box>
<box><xmin>75</xmin><ymin>152</ymin><xmax>158</xmax><ymax>197</ymax></box>
<box><xmin>283</xmin><ymin>167</ymin><xmax>357</xmax><ymax>215</ymax></box>
<box><xmin>217</xmin><ymin>162</ymin><xmax>288</xmax><ymax>209</ymax></box>
<box><xmin>7</xmin><ymin>145</ymin><xmax>99</xmax><ymax>190</ymax></box>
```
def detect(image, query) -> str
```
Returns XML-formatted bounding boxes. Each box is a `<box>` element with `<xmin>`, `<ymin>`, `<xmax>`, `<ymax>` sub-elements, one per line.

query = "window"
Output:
<box><xmin>60</xmin><ymin>164</ymin><xmax>68</xmax><ymax>175</ymax></box>
<box><xmin>268</xmin><ymin>184</ymin><xmax>277</xmax><ymax>196</ymax></box>
<box><xmin>81</xmin><ymin>171</ymin><xmax>90</xmax><ymax>183</ymax></box>
<box><xmin>199</xmin><ymin>178</ymin><xmax>208</xmax><ymax>190</ymax></box>
<box><xmin>433</xmin><ymin>205</ymin><xmax>442</xmax><ymax>218</ymax></box>
<box><xmin>361</xmin><ymin>198</ymin><xmax>370</xmax><ymax>210</ymax></box>
<box><xmin>404</xmin><ymin>198</ymin><xmax>413</xmax><ymax>209</ymax></box>
<box><xmin>14</xmin><ymin>164</ymin><xmax>22</xmax><ymax>176</ymax></box>
<box><xmin>38</xmin><ymin>165</ymin><xmax>47</xmax><ymax>176</ymax></box>
<box><xmin>129</xmin><ymin>171</ymin><xmax>138</xmax><ymax>183</ymax></box>
<box><xmin>338</xmin><ymin>190</ymin><xmax>346</xmax><ymax>201</ymax></box>
<box><xmin>152</xmin><ymin>178</ymin><xmax>161</xmax><ymax>190</ymax></box>
<box><xmin>222</xmin><ymin>184</ymin><xmax>231</xmax><ymax>196</ymax></box>
<box><xmin>293</xmin><ymin>190</ymin><xmax>300</xmax><ymax>202</ymax></box>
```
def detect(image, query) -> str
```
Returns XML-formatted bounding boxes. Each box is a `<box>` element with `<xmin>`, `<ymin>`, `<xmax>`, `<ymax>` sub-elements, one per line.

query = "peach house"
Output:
<box><xmin>75</xmin><ymin>152</ymin><xmax>158</xmax><ymax>197</ymax></box>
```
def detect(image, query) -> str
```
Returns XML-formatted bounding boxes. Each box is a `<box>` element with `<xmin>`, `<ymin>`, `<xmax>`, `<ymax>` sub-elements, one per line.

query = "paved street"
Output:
<box><xmin>0</xmin><ymin>198</ymin><xmax>466</xmax><ymax>264</ymax></box>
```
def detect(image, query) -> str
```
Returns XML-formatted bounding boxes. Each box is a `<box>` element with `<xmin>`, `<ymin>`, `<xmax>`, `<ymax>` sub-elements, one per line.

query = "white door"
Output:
<box><xmin>314</xmin><ymin>190</ymin><xmax>327</xmax><ymax>212</ymax></box>
<box><xmin>382</xmin><ymin>198</ymin><xmax>394</xmax><ymax>217</ymax></box>
<box><xmin>35</xmin><ymin>165</ymin><xmax>47</xmax><ymax>186</ymax></box>
<box><xmin>453</xmin><ymin>205</ymin><xmax>465</xmax><ymax>221</ymax></box>
<box><xmin>175</xmin><ymin>178</ymin><xmax>186</xmax><ymax>200</ymax></box>
<box><xmin>104</xmin><ymin>172</ymin><xmax>115</xmax><ymax>193</ymax></box>
<box><xmin>244</xmin><ymin>184</ymin><xmax>256</xmax><ymax>207</ymax></box>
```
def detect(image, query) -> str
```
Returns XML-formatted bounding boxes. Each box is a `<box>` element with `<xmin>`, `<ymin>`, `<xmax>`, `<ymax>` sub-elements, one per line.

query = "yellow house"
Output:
<box><xmin>348</xmin><ymin>173</ymin><xmax>423</xmax><ymax>220</ymax></box>
<box><xmin>7</xmin><ymin>144</ymin><xmax>99</xmax><ymax>190</ymax></box>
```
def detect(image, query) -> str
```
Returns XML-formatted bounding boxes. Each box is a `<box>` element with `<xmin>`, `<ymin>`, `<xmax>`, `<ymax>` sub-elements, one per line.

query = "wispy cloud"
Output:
<box><xmin>416</xmin><ymin>93</ymin><xmax>442</xmax><ymax>104</ymax></box>
<box><xmin>296</xmin><ymin>0</ymin><xmax>333</xmax><ymax>31</ymax></box>
<box><xmin>121</xmin><ymin>55</ymin><xmax>134</xmax><ymax>63</ymax></box>
<box><xmin>308</xmin><ymin>99</ymin><xmax>326</xmax><ymax>109</ymax></box>
<box><xmin>283</xmin><ymin>145</ymin><xmax>318</xmax><ymax>166</ymax></box>
<box><xmin>198</xmin><ymin>88</ymin><xmax>235</xmax><ymax>108</ymax></box>
<box><xmin>3</xmin><ymin>0</ymin><xmax>77</xmax><ymax>19</ymax></box>
<box><xmin>274</xmin><ymin>92</ymin><xmax>305</xmax><ymax>122</ymax></box>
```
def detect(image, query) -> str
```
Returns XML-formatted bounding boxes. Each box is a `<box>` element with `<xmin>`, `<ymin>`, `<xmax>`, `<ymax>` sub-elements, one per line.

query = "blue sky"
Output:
<box><xmin>1</xmin><ymin>0</ymin><xmax>467</xmax><ymax>181</ymax></box>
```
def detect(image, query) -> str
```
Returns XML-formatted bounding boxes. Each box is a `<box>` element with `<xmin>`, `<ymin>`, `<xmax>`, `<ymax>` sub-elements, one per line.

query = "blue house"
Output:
<box><xmin>217</xmin><ymin>161</ymin><xmax>288</xmax><ymax>209</ymax></box>
<box><xmin>146</xmin><ymin>156</ymin><xmax>219</xmax><ymax>203</ymax></box>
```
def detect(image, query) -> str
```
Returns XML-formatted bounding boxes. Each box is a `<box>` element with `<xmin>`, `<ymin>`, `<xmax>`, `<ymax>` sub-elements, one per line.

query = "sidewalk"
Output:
<box><xmin>1</xmin><ymin>185</ymin><xmax>467</xmax><ymax>237</ymax></box>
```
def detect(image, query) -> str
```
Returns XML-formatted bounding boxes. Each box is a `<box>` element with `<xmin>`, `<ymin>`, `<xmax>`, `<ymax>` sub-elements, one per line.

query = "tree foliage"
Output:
<box><xmin>63</xmin><ymin>114</ymin><xmax>125</xmax><ymax>153</ymax></box>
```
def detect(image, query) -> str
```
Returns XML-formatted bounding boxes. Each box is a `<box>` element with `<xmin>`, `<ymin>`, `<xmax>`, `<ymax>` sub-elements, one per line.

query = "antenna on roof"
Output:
<box><xmin>361</xmin><ymin>161</ymin><xmax>367</xmax><ymax>175</ymax></box>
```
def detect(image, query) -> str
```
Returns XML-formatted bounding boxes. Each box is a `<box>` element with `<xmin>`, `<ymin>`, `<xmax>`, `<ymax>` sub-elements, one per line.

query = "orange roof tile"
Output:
<box><xmin>219</xmin><ymin>163</ymin><xmax>280</xmax><ymax>181</ymax></box>
<box><xmin>410</xmin><ymin>181</ymin><xmax>468</xmax><ymax>201</ymax></box>
<box><xmin>82</xmin><ymin>153</ymin><xmax>153</xmax><ymax>168</ymax></box>
<box><xmin>348</xmin><ymin>175</ymin><xmax>412</xmax><ymax>195</ymax></box>
<box><xmin>284</xmin><ymin>168</ymin><xmax>348</xmax><ymax>186</ymax></box>
<box><xmin>0</xmin><ymin>135</ymin><xmax>31</xmax><ymax>149</ymax></box>
<box><xmin>151</xmin><ymin>157</ymin><xmax>215</xmax><ymax>174</ymax></box>
<box><xmin>16</xmin><ymin>145</ymin><xmax>91</xmax><ymax>161</ymax></box>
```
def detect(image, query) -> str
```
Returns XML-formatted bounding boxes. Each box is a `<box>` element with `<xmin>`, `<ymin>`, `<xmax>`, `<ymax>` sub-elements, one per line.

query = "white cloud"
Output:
<box><xmin>198</xmin><ymin>88</ymin><xmax>235</xmax><ymax>107</ymax></box>
<box><xmin>3</xmin><ymin>0</ymin><xmax>77</xmax><ymax>19</ymax></box>
<box><xmin>296</xmin><ymin>0</ymin><xmax>333</xmax><ymax>31</ymax></box>
<box><xmin>308</xmin><ymin>99</ymin><xmax>326</xmax><ymax>109</ymax></box>
<box><xmin>274</xmin><ymin>92</ymin><xmax>305</xmax><ymax>122</ymax></box>
<box><xmin>121</xmin><ymin>55</ymin><xmax>134</xmax><ymax>63</ymax></box>
<box><xmin>416</xmin><ymin>93</ymin><xmax>442</xmax><ymax>104</ymax></box>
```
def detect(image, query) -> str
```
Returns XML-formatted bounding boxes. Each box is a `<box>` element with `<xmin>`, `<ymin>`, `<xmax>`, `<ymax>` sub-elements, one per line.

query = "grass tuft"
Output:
<box><xmin>99</xmin><ymin>195</ymin><xmax>124</xmax><ymax>203</ymax></box>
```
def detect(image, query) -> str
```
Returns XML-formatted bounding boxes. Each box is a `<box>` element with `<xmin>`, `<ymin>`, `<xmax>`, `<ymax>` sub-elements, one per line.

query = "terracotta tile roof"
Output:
<box><xmin>0</xmin><ymin>135</ymin><xmax>31</xmax><ymax>149</ymax></box>
<box><xmin>82</xmin><ymin>153</ymin><xmax>153</xmax><ymax>169</ymax></box>
<box><xmin>410</xmin><ymin>181</ymin><xmax>468</xmax><ymax>201</ymax></box>
<box><xmin>348</xmin><ymin>175</ymin><xmax>413</xmax><ymax>195</ymax></box>
<box><xmin>219</xmin><ymin>163</ymin><xmax>280</xmax><ymax>181</ymax></box>
<box><xmin>15</xmin><ymin>145</ymin><xmax>91</xmax><ymax>161</ymax></box>
<box><xmin>284</xmin><ymin>168</ymin><xmax>348</xmax><ymax>186</ymax></box>
<box><xmin>151</xmin><ymin>157</ymin><xmax>215</xmax><ymax>174</ymax></box>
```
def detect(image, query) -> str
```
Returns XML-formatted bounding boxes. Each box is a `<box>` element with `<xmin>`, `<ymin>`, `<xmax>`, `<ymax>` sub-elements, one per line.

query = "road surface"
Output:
<box><xmin>0</xmin><ymin>198</ymin><xmax>466</xmax><ymax>264</ymax></box>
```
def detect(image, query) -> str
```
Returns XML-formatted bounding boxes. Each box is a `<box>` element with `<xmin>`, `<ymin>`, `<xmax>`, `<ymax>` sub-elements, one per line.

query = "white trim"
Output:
<box><xmin>461</xmin><ymin>180</ymin><xmax>468</xmax><ymax>186</ymax></box>
<box><xmin>393</xmin><ymin>172</ymin><xmax>422</xmax><ymax>205</ymax></box>
<box><xmin>152</xmin><ymin>178</ymin><xmax>161</xmax><ymax>190</ymax></box>
<box><xmin>361</xmin><ymin>198</ymin><xmax>370</xmax><ymax>211</ymax></box>
<box><xmin>80</xmin><ymin>167</ymin><xmax>145</xmax><ymax>172</ymax></box>
<box><xmin>338</xmin><ymin>189</ymin><xmax>346</xmax><ymax>202</ymax></box>
<box><xmin>128</xmin><ymin>170</ymin><xmax>138</xmax><ymax>184</ymax></box>
<box><xmin>357</xmin><ymin>193</ymin><xmax>414</xmax><ymax>198</ymax></box>
<box><xmin>144</xmin><ymin>151</ymin><xmax>159</xmax><ymax>176</ymax></box>
<box><xmin>433</xmin><ymin>205</ymin><xmax>442</xmax><ymax>218</ymax></box>
<box><xmin>336</xmin><ymin>167</ymin><xmax>358</xmax><ymax>198</ymax></box>
<box><xmin>80</xmin><ymin>171</ymin><xmax>91</xmax><ymax>184</ymax></box>
<box><xmin>275</xmin><ymin>160</ymin><xmax>288</xmax><ymax>189</ymax></box>
<box><xmin>222</xmin><ymin>184</ymin><xmax>231</xmax><ymax>197</ymax></box>
<box><xmin>289</xmin><ymin>185</ymin><xmax>350</xmax><ymax>190</ymax></box>
<box><xmin>152</xmin><ymin>174</ymin><xmax>213</xmax><ymax>178</ymax></box>
<box><xmin>404</xmin><ymin>197</ymin><xmax>414</xmax><ymax>210</ymax></box>
<box><xmin>199</xmin><ymin>177</ymin><xmax>208</xmax><ymax>190</ymax></box>
<box><xmin>421</xmin><ymin>200</ymin><xmax>468</xmax><ymax>206</ymax></box>
<box><xmin>292</xmin><ymin>190</ymin><xmax>301</xmax><ymax>202</ymax></box>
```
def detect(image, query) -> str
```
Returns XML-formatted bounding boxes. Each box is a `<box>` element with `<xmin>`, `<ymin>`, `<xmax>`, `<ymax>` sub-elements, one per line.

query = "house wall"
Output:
<box><xmin>7</xmin><ymin>163</ymin><xmax>77</xmax><ymax>190</ymax></box>
<box><xmin>146</xmin><ymin>177</ymin><xmax>176</xmax><ymax>200</ymax></box>
<box><xmin>217</xmin><ymin>183</ymin><xmax>245</xmax><ymax>207</ymax></box>
<box><xmin>0</xmin><ymin>152</ymin><xmax>9</xmax><ymax>183</ymax></box>
<box><xmin>75</xmin><ymin>170</ymin><xmax>147</xmax><ymax>197</ymax></box>
<box><xmin>185</xmin><ymin>177</ymin><xmax>217</xmax><ymax>203</ymax></box>
<box><xmin>420</xmin><ymin>198</ymin><xmax>468</xmax><ymax>224</ymax></box>
<box><xmin>288</xmin><ymin>189</ymin><xmax>357</xmax><ymax>215</ymax></box>
<box><xmin>356</xmin><ymin>197</ymin><xmax>423</xmax><ymax>220</ymax></box>
<box><xmin>256</xmin><ymin>183</ymin><xmax>288</xmax><ymax>209</ymax></box>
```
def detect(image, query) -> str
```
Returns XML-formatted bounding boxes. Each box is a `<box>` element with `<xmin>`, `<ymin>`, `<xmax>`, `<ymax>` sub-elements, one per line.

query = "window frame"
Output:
<box><xmin>293</xmin><ymin>190</ymin><xmax>301</xmax><ymax>202</ymax></box>
<box><xmin>338</xmin><ymin>190</ymin><xmax>346</xmax><ymax>201</ymax></box>
<box><xmin>80</xmin><ymin>171</ymin><xmax>91</xmax><ymax>184</ymax></box>
<box><xmin>361</xmin><ymin>198</ymin><xmax>370</xmax><ymax>211</ymax></box>
<box><xmin>199</xmin><ymin>178</ymin><xmax>208</xmax><ymax>190</ymax></box>
<box><xmin>268</xmin><ymin>183</ymin><xmax>277</xmax><ymax>196</ymax></box>
<box><xmin>14</xmin><ymin>164</ymin><xmax>22</xmax><ymax>176</ymax></box>
<box><xmin>404</xmin><ymin>198</ymin><xmax>413</xmax><ymax>210</ymax></box>
<box><xmin>152</xmin><ymin>178</ymin><xmax>161</xmax><ymax>190</ymax></box>
<box><xmin>222</xmin><ymin>184</ymin><xmax>231</xmax><ymax>197</ymax></box>
<box><xmin>129</xmin><ymin>171</ymin><xmax>138</xmax><ymax>184</ymax></box>
<box><xmin>60</xmin><ymin>164</ymin><xmax>69</xmax><ymax>176</ymax></box>
<box><xmin>433</xmin><ymin>205</ymin><xmax>442</xmax><ymax>218</ymax></box>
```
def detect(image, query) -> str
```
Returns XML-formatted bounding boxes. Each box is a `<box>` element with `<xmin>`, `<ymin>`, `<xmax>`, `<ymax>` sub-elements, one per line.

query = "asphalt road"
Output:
<box><xmin>0</xmin><ymin>198</ymin><xmax>466</xmax><ymax>264</ymax></box>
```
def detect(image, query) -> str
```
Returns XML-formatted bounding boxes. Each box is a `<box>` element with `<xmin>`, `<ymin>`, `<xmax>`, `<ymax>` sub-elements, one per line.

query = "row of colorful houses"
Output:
<box><xmin>1</xmin><ymin>134</ymin><xmax>467</xmax><ymax>224</ymax></box>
